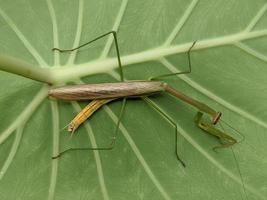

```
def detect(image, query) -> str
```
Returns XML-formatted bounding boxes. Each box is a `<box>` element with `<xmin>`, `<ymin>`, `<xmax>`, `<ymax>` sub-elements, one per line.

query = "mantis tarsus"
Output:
<box><xmin>50</xmin><ymin>31</ymin><xmax>238</xmax><ymax>166</ymax></box>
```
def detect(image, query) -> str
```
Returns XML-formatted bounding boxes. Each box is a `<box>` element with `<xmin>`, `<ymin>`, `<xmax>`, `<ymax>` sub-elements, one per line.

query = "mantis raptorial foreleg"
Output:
<box><xmin>194</xmin><ymin>111</ymin><xmax>237</xmax><ymax>150</ymax></box>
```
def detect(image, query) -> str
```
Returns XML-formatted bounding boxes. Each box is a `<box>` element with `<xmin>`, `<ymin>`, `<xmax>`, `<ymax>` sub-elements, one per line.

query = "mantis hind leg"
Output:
<box><xmin>52</xmin><ymin>31</ymin><xmax>124</xmax><ymax>82</ymax></box>
<box><xmin>194</xmin><ymin>111</ymin><xmax>237</xmax><ymax>150</ymax></box>
<box><xmin>52</xmin><ymin>98</ymin><xmax>127</xmax><ymax>159</ymax></box>
<box><xmin>142</xmin><ymin>97</ymin><xmax>186</xmax><ymax>167</ymax></box>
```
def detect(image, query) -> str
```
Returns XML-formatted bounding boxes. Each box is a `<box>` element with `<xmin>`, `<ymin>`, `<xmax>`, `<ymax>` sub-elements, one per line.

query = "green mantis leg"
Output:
<box><xmin>52</xmin><ymin>98</ymin><xmax>127</xmax><ymax>159</ymax></box>
<box><xmin>194</xmin><ymin>111</ymin><xmax>237</xmax><ymax>150</ymax></box>
<box><xmin>142</xmin><ymin>97</ymin><xmax>186</xmax><ymax>167</ymax></box>
<box><xmin>150</xmin><ymin>41</ymin><xmax>196</xmax><ymax>80</ymax></box>
<box><xmin>52</xmin><ymin>31</ymin><xmax>124</xmax><ymax>82</ymax></box>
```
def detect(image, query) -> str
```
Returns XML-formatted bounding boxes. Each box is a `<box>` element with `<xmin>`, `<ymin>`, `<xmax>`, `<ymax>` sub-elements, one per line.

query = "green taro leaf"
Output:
<box><xmin>0</xmin><ymin>0</ymin><xmax>267</xmax><ymax>199</ymax></box>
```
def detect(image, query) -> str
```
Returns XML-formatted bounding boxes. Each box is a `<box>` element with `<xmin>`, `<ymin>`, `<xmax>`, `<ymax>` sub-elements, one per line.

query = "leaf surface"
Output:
<box><xmin>0</xmin><ymin>0</ymin><xmax>267</xmax><ymax>200</ymax></box>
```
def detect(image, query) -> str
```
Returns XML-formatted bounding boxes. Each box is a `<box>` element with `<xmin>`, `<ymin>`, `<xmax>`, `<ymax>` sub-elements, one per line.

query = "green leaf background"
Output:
<box><xmin>0</xmin><ymin>0</ymin><xmax>267</xmax><ymax>199</ymax></box>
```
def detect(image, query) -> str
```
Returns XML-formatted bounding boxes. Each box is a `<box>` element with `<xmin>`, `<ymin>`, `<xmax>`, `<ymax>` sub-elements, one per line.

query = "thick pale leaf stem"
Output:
<box><xmin>0</xmin><ymin>55</ymin><xmax>54</xmax><ymax>84</ymax></box>
<box><xmin>1</xmin><ymin>30</ymin><xmax>266</xmax><ymax>85</ymax></box>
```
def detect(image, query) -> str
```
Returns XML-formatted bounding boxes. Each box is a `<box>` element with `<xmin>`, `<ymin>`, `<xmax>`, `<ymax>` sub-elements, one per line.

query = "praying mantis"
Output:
<box><xmin>49</xmin><ymin>31</ymin><xmax>237</xmax><ymax>166</ymax></box>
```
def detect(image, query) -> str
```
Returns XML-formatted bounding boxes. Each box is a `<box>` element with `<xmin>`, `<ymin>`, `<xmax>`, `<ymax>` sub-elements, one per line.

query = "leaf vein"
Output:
<box><xmin>103</xmin><ymin>105</ymin><xmax>172</xmax><ymax>200</ymax></box>
<box><xmin>46</xmin><ymin>0</ymin><xmax>60</xmax><ymax>66</ymax></box>
<box><xmin>176</xmin><ymin>121</ymin><xmax>266</xmax><ymax>199</ymax></box>
<box><xmin>0</xmin><ymin>86</ymin><xmax>48</xmax><ymax>145</ymax></box>
<box><xmin>159</xmin><ymin>57</ymin><xmax>267</xmax><ymax>129</ymax></box>
<box><xmin>71</xmin><ymin>101</ymin><xmax>110</xmax><ymax>200</ymax></box>
<box><xmin>66</xmin><ymin>0</ymin><xmax>84</xmax><ymax>66</ymax></box>
<box><xmin>100</xmin><ymin>0</ymin><xmax>129</xmax><ymax>59</ymax></box>
<box><xmin>234</xmin><ymin>42</ymin><xmax>267</xmax><ymax>63</ymax></box>
<box><xmin>0</xmin><ymin>7</ymin><xmax>48</xmax><ymax>67</ymax></box>
<box><xmin>54</xmin><ymin>29</ymin><xmax>267</xmax><ymax>82</ymax></box>
<box><xmin>0</xmin><ymin>127</ymin><xmax>23</xmax><ymax>181</ymax></box>
<box><xmin>244</xmin><ymin>3</ymin><xmax>267</xmax><ymax>32</ymax></box>
<box><xmin>164</xmin><ymin>0</ymin><xmax>199</xmax><ymax>46</ymax></box>
<box><xmin>48</xmin><ymin>101</ymin><xmax>60</xmax><ymax>200</ymax></box>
